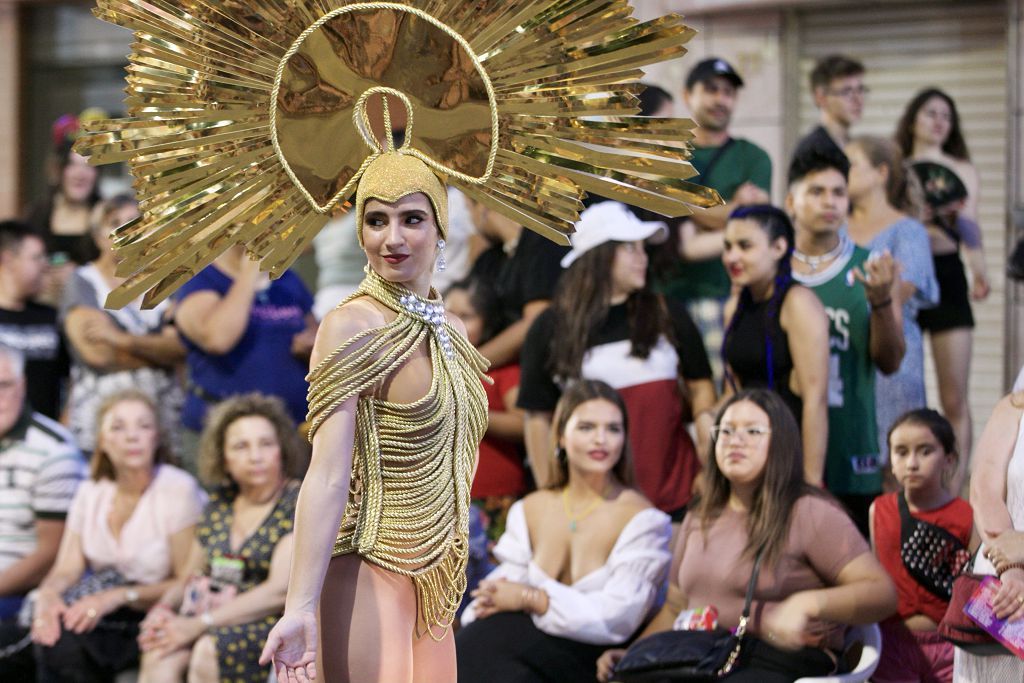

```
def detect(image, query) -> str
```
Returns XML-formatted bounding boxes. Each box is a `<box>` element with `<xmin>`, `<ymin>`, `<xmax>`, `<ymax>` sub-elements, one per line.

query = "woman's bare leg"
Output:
<box><xmin>139</xmin><ymin>650</ymin><xmax>190</xmax><ymax>683</ymax></box>
<box><xmin>931</xmin><ymin>327</ymin><xmax>973</xmax><ymax>491</ymax></box>
<box><xmin>186</xmin><ymin>634</ymin><xmax>219</xmax><ymax>683</ymax></box>
<box><xmin>319</xmin><ymin>554</ymin><xmax>416</xmax><ymax>683</ymax></box>
<box><xmin>412</xmin><ymin>626</ymin><xmax>455</xmax><ymax>683</ymax></box>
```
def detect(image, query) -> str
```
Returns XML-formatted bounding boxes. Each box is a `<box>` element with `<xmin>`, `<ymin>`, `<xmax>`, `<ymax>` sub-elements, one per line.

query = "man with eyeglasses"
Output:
<box><xmin>794</xmin><ymin>54</ymin><xmax>868</xmax><ymax>162</ymax></box>
<box><xmin>661</xmin><ymin>57</ymin><xmax>772</xmax><ymax>384</ymax></box>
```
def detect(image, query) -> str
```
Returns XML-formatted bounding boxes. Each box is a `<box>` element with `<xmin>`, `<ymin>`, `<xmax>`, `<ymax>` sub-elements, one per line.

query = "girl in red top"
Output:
<box><xmin>870</xmin><ymin>409</ymin><xmax>978</xmax><ymax>683</ymax></box>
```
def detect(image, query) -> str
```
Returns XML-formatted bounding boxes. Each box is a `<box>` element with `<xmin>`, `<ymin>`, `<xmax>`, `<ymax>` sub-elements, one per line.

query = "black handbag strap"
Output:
<box><xmin>897</xmin><ymin>491</ymin><xmax>914</xmax><ymax>539</ymax></box>
<box><xmin>719</xmin><ymin>548</ymin><xmax>765</xmax><ymax>677</ymax></box>
<box><xmin>699</xmin><ymin>137</ymin><xmax>735</xmax><ymax>184</ymax></box>
<box><xmin>735</xmin><ymin>549</ymin><xmax>764</xmax><ymax>636</ymax></box>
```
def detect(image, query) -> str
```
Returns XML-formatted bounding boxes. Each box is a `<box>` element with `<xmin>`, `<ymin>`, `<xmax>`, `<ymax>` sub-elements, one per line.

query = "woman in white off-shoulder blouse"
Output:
<box><xmin>457</xmin><ymin>379</ymin><xmax>671</xmax><ymax>683</ymax></box>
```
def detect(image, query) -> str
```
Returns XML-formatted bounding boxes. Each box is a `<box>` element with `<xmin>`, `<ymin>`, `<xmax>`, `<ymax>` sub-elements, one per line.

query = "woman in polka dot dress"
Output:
<box><xmin>136</xmin><ymin>394</ymin><xmax>308</xmax><ymax>682</ymax></box>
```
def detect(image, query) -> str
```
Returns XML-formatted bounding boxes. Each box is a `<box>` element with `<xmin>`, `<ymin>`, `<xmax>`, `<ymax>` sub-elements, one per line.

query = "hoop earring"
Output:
<box><xmin>436</xmin><ymin>239</ymin><xmax>447</xmax><ymax>272</ymax></box>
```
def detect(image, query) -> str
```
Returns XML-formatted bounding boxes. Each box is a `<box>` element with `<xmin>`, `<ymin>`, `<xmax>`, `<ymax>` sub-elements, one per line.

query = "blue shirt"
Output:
<box><xmin>175</xmin><ymin>266</ymin><xmax>313</xmax><ymax>430</ymax></box>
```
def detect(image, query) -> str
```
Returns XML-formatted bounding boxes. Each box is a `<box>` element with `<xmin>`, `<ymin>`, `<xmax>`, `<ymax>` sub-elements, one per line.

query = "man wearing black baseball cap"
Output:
<box><xmin>661</xmin><ymin>57</ymin><xmax>772</xmax><ymax>384</ymax></box>
<box><xmin>685</xmin><ymin>57</ymin><xmax>745</xmax><ymax>90</ymax></box>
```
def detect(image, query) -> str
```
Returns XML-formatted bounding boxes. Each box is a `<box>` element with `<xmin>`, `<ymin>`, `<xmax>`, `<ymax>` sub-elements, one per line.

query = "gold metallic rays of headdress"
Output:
<box><xmin>76</xmin><ymin>0</ymin><xmax>723</xmax><ymax>308</ymax></box>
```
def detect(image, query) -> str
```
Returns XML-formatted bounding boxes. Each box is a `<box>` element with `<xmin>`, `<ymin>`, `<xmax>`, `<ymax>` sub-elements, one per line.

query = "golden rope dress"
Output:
<box><xmin>306</xmin><ymin>268</ymin><xmax>489</xmax><ymax>637</ymax></box>
<box><xmin>70</xmin><ymin>0</ymin><xmax>723</xmax><ymax>657</ymax></box>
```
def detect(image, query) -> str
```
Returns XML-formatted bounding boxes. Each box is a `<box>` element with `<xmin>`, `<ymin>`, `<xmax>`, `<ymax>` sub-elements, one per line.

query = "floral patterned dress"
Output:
<box><xmin>195</xmin><ymin>480</ymin><xmax>299</xmax><ymax>683</ymax></box>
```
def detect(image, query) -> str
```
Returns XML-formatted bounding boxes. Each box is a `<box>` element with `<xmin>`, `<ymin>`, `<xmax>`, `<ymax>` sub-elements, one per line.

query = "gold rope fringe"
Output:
<box><xmin>308</xmin><ymin>270</ymin><xmax>488</xmax><ymax>638</ymax></box>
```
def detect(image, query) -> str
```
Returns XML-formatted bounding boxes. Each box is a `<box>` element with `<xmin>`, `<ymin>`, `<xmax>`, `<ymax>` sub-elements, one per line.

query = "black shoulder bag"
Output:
<box><xmin>612</xmin><ymin>550</ymin><xmax>764</xmax><ymax>683</ymax></box>
<box><xmin>898</xmin><ymin>493</ymin><xmax>971</xmax><ymax>601</ymax></box>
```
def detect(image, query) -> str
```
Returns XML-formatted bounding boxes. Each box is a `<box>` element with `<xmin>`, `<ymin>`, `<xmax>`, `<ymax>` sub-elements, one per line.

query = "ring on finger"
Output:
<box><xmin>86</xmin><ymin>608</ymin><xmax>98</xmax><ymax>619</ymax></box>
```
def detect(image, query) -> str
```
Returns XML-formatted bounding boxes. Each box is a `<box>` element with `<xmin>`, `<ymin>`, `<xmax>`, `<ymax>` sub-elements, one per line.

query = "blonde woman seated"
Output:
<box><xmin>137</xmin><ymin>394</ymin><xmax>307</xmax><ymax>683</ymax></box>
<box><xmin>457</xmin><ymin>380</ymin><xmax>671</xmax><ymax>683</ymax></box>
<box><xmin>31</xmin><ymin>390</ymin><xmax>205</xmax><ymax>682</ymax></box>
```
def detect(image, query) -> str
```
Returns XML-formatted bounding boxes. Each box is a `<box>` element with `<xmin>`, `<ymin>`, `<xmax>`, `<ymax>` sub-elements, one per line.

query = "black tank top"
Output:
<box><xmin>723</xmin><ymin>288</ymin><xmax>802</xmax><ymax>425</ymax></box>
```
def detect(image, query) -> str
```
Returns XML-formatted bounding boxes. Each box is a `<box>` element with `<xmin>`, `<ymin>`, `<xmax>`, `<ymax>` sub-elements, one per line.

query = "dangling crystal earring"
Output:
<box><xmin>436</xmin><ymin>239</ymin><xmax>447</xmax><ymax>272</ymax></box>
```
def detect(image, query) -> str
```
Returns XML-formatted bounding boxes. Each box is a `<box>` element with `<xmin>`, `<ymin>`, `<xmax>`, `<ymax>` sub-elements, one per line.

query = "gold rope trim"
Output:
<box><xmin>306</xmin><ymin>270</ymin><xmax>488</xmax><ymax>638</ymax></box>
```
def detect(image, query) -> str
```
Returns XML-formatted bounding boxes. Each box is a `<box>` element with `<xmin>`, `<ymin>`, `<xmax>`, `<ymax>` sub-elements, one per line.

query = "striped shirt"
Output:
<box><xmin>0</xmin><ymin>409</ymin><xmax>84</xmax><ymax>572</ymax></box>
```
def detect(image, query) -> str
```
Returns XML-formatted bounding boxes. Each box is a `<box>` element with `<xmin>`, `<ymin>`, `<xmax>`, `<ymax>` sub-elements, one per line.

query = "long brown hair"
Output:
<box><xmin>895</xmin><ymin>88</ymin><xmax>970</xmax><ymax>161</ymax></box>
<box><xmin>548</xmin><ymin>241</ymin><xmax>678</xmax><ymax>383</ymax></box>
<box><xmin>547</xmin><ymin>380</ymin><xmax>635</xmax><ymax>489</ymax></box>
<box><xmin>695</xmin><ymin>389</ymin><xmax>830</xmax><ymax>566</ymax></box>
<box><xmin>91</xmin><ymin>389</ymin><xmax>175</xmax><ymax>481</ymax></box>
<box><xmin>849</xmin><ymin>135</ymin><xmax>924</xmax><ymax>219</ymax></box>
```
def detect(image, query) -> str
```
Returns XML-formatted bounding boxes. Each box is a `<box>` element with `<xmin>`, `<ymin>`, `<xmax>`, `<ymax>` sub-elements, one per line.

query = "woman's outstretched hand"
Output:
<box><xmin>259</xmin><ymin>610</ymin><xmax>319</xmax><ymax>682</ymax></box>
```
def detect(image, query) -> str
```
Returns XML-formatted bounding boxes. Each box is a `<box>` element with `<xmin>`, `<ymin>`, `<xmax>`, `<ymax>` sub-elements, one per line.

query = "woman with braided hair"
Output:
<box><xmin>718</xmin><ymin>205</ymin><xmax>831</xmax><ymax>485</ymax></box>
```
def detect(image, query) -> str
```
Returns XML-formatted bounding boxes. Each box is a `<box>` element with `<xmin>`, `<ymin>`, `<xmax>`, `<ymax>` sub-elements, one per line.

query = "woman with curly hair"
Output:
<box><xmin>138</xmin><ymin>393</ymin><xmax>307</xmax><ymax>683</ymax></box>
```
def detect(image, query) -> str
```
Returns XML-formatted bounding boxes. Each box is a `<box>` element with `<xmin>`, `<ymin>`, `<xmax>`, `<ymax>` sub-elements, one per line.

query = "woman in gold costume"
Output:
<box><xmin>71</xmin><ymin>3</ymin><xmax>723</xmax><ymax>681</ymax></box>
<box><xmin>259</xmin><ymin>152</ymin><xmax>488</xmax><ymax>681</ymax></box>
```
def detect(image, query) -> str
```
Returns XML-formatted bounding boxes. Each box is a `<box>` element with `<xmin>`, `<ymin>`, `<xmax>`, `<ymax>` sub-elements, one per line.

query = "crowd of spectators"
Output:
<box><xmin>0</xmin><ymin>50</ymin><xmax>1012</xmax><ymax>683</ymax></box>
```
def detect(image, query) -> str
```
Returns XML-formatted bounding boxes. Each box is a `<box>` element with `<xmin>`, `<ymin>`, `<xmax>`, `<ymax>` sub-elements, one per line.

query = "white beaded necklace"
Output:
<box><xmin>793</xmin><ymin>234</ymin><xmax>847</xmax><ymax>273</ymax></box>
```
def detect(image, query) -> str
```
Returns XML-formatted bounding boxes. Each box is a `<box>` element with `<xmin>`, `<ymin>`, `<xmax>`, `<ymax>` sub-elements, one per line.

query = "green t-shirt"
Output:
<box><xmin>660</xmin><ymin>138</ymin><xmax>772</xmax><ymax>302</ymax></box>
<box><xmin>794</xmin><ymin>241</ymin><xmax>881</xmax><ymax>495</ymax></box>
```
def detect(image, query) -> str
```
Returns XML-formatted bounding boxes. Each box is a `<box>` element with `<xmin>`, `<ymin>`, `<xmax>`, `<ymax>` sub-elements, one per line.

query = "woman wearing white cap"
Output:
<box><xmin>518</xmin><ymin>201</ymin><xmax>716</xmax><ymax>521</ymax></box>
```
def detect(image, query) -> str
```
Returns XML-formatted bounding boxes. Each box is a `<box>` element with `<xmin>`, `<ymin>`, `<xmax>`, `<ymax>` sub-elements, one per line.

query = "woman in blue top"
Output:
<box><xmin>173</xmin><ymin>244</ymin><xmax>317</xmax><ymax>473</ymax></box>
<box><xmin>846</xmin><ymin>136</ymin><xmax>940</xmax><ymax>473</ymax></box>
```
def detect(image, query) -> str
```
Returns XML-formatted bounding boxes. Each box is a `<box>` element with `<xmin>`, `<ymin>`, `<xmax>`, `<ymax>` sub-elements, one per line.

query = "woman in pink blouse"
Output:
<box><xmin>31</xmin><ymin>389</ymin><xmax>205</xmax><ymax>682</ymax></box>
<box><xmin>597</xmin><ymin>389</ymin><xmax>897</xmax><ymax>683</ymax></box>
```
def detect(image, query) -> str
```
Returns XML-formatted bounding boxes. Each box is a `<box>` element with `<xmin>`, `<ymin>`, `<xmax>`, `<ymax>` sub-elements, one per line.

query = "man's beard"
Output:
<box><xmin>696</xmin><ymin>111</ymin><xmax>730</xmax><ymax>133</ymax></box>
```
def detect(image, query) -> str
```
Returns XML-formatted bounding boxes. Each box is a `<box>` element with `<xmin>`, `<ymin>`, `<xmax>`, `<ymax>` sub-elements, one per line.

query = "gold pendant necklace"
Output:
<box><xmin>561</xmin><ymin>486</ymin><xmax>608</xmax><ymax>533</ymax></box>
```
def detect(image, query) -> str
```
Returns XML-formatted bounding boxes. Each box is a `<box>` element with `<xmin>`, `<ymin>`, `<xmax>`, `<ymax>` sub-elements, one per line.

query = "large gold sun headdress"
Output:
<box><xmin>76</xmin><ymin>0</ymin><xmax>723</xmax><ymax>308</ymax></box>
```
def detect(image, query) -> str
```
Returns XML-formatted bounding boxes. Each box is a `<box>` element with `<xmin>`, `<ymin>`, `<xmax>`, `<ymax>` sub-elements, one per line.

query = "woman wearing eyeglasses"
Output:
<box><xmin>597</xmin><ymin>389</ymin><xmax>896</xmax><ymax>683</ymax></box>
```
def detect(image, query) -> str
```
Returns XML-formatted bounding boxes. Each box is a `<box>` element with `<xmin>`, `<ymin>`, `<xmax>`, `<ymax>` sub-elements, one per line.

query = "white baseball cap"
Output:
<box><xmin>560</xmin><ymin>201</ymin><xmax>669</xmax><ymax>268</ymax></box>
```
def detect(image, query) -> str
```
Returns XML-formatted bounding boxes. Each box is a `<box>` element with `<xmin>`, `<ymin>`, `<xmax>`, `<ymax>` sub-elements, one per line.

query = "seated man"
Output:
<box><xmin>0</xmin><ymin>343</ymin><xmax>84</xmax><ymax>679</ymax></box>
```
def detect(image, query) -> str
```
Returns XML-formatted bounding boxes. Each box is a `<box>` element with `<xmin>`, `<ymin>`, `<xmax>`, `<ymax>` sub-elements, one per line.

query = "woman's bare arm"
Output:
<box><xmin>174</xmin><ymin>259</ymin><xmax>261</xmax><ymax>355</ymax></box>
<box><xmin>488</xmin><ymin>384</ymin><xmax>525</xmax><ymax>442</ymax></box>
<box><xmin>206</xmin><ymin>533</ymin><xmax>295</xmax><ymax>626</ymax></box>
<box><xmin>971</xmin><ymin>394</ymin><xmax>1022</xmax><ymax>542</ymax></box>
<box><xmin>524</xmin><ymin>410</ymin><xmax>555</xmax><ymax>488</ymax></box>
<box><xmin>281</xmin><ymin>304</ymin><xmax>382</xmax><ymax>615</ymax></box>
<box><xmin>109</xmin><ymin>324</ymin><xmax>186</xmax><ymax>367</ymax></box>
<box><xmin>64</xmin><ymin>308</ymin><xmax>145</xmax><ymax>371</ymax></box>
<box><xmin>781</xmin><ymin>286</ymin><xmax>830</xmax><ymax>485</ymax></box>
<box><xmin>37</xmin><ymin>529</ymin><xmax>88</xmax><ymax>598</ymax></box>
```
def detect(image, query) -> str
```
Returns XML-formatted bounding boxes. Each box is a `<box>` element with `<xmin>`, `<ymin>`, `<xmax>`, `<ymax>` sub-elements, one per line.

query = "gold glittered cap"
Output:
<box><xmin>75</xmin><ymin>0</ymin><xmax>723</xmax><ymax>309</ymax></box>
<box><xmin>355</xmin><ymin>152</ymin><xmax>448</xmax><ymax>246</ymax></box>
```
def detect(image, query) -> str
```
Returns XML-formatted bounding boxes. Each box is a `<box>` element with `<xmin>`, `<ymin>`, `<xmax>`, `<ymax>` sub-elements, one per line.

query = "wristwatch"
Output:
<box><xmin>124</xmin><ymin>588</ymin><xmax>140</xmax><ymax>604</ymax></box>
